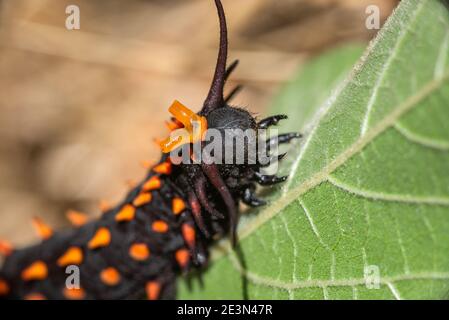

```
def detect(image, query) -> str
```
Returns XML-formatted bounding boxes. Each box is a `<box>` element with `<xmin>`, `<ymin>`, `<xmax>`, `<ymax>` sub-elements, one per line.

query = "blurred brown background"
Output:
<box><xmin>0</xmin><ymin>0</ymin><xmax>397</xmax><ymax>246</ymax></box>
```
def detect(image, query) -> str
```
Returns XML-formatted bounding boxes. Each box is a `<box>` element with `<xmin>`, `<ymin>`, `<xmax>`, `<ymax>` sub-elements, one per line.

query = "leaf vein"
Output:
<box><xmin>229</xmin><ymin>251</ymin><xmax>449</xmax><ymax>291</ymax></box>
<box><xmin>299</xmin><ymin>199</ymin><xmax>331</xmax><ymax>250</ymax></box>
<box><xmin>394</xmin><ymin>122</ymin><xmax>449</xmax><ymax>151</ymax></box>
<box><xmin>434</xmin><ymin>30</ymin><xmax>449</xmax><ymax>78</ymax></box>
<box><xmin>327</xmin><ymin>174</ymin><xmax>449</xmax><ymax>206</ymax></box>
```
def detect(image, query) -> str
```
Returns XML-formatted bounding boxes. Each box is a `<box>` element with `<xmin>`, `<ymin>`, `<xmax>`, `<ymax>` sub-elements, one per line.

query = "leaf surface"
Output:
<box><xmin>180</xmin><ymin>0</ymin><xmax>449</xmax><ymax>299</ymax></box>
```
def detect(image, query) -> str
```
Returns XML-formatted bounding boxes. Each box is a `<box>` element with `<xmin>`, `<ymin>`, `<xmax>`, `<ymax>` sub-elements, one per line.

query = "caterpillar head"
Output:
<box><xmin>158</xmin><ymin>0</ymin><xmax>296</xmax><ymax>245</ymax></box>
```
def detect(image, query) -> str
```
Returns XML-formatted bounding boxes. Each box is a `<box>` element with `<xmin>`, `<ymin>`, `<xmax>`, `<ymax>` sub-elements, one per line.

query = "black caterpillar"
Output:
<box><xmin>0</xmin><ymin>0</ymin><xmax>300</xmax><ymax>300</ymax></box>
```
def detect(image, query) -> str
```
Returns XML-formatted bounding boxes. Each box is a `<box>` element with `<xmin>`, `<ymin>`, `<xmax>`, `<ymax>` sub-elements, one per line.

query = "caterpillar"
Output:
<box><xmin>0</xmin><ymin>0</ymin><xmax>300</xmax><ymax>300</ymax></box>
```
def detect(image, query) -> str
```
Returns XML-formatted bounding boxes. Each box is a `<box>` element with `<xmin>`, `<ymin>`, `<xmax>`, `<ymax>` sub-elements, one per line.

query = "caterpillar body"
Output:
<box><xmin>0</xmin><ymin>0</ymin><xmax>300</xmax><ymax>300</ymax></box>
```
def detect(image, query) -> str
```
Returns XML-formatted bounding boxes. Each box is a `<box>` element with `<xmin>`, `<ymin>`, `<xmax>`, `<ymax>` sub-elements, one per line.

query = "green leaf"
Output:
<box><xmin>271</xmin><ymin>44</ymin><xmax>365</xmax><ymax>134</ymax></box>
<box><xmin>179</xmin><ymin>0</ymin><xmax>449</xmax><ymax>300</ymax></box>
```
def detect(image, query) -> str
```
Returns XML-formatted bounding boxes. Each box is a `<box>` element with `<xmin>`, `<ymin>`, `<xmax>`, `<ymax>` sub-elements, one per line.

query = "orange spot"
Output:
<box><xmin>98</xmin><ymin>200</ymin><xmax>111</xmax><ymax>213</ymax></box>
<box><xmin>57</xmin><ymin>247</ymin><xmax>83</xmax><ymax>267</ymax></box>
<box><xmin>153</xmin><ymin>162</ymin><xmax>172</xmax><ymax>175</ymax></box>
<box><xmin>152</xmin><ymin>220</ymin><xmax>169</xmax><ymax>233</ymax></box>
<box><xmin>172</xmin><ymin>197</ymin><xmax>186</xmax><ymax>215</ymax></box>
<box><xmin>0</xmin><ymin>240</ymin><xmax>13</xmax><ymax>256</ymax></box>
<box><xmin>63</xmin><ymin>287</ymin><xmax>85</xmax><ymax>300</ymax></box>
<box><xmin>24</xmin><ymin>293</ymin><xmax>46</xmax><ymax>300</ymax></box>
<box><xmin>182</xmin><ymin>224</ymin><xmax>196</xmax><ymax>248</ymax></box>
<box><xmin>21</xmin><ymin>261</ymin><xmax>48</xmax><ymax>281</ymax></box>
<box><xmin>66</xmin><ymin>210</ymin><xmax>88</xmax><ymax>227</ymax></box>
<box><xmin>142</xmin><ymin>176</ymin><xmax>161</xmax><ymax>191</ymax></box>
<box><xmin>32</xmin><ymin>217</ymin><xmax>53</xmax><ymax>240</ymax></box>
<box><xmin>115</xmin><ymin>204</ymin><xmax>136</xmax><ymax>222</ymax></box>
<box><xmin>175</xmin><ymin>249</ymin><xmax>190</xmax><ymax>269</ymax></box>
<box><xmin>88</xmin><ymin>227</ymin><xmax>111</xmax><ymax>250</ymax></box>
<box><xmin>145</xmin><ymin>281</ymin><xmax>161</xmax><ymax>300</ymax></box>
<box><xmin>133</xmin><ymin>193</ymin><xmax>152</xmax><ymax>207</ymax></box>
<box><xmin>0</xmin><ymin>279</ymin><xmax>10</xmax><ymax>296</ymax></box>
<box><xmin>129</xmin><ymin>243</ymin><xmax>150</xmax><ymax>261</ymax></box>
<box><xmin>100</xmin><ymin>267</ymin><xmax>121</xmax><ymax>286</ymax></box>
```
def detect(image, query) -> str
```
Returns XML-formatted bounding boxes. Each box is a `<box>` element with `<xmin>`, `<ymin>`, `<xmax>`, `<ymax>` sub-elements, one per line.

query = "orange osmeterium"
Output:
<box><xmin>146</xmin><ymin>281</ymin><xmax>161</xmax><ymax>300</ymax></box>
<box><xmin>129</xmin><ymin>243</ymin><xmax>150</xmax><ymax>261</ymax></box>
<box><xmin>63</xmin><ymin>287</ymin><xmax>86</xmax><ymax>300</ymax></box>
<box><xmin>100</xmin><ymin>267</ymin><xmax>121</xmax><ymax>286</ymax></box>
<box><xmin>160</xmin><ymin>100</ymin><xmax>208</xmax><ymax>153</ymax></box>
<box><xmin>142</xmin><ymin>176</ymin><xmax>161</xmax><ymax>191</ymax></box>
<box><xmin>115</xmin><ymin>204</ymin><xmax>136</xmax><ymax>222</ymax></box>
<box><xmin>88</xmin><ymin>227</ymin><xmax>111</xmax><ymax>250</ymax></box>
<box><xmin>168</xmin><ymin>100</ymin><xmax>205</xmax><ymax>132</ymax></box>
<box><xmin>175</xmin><ymin>249</ymin><xmax>190</xmax><ymax>269</ymax></box>
<box><xmin>181</xmin><ymin>224</ymin><xmax>196</xmax><ymax>249</ymax></box>
<box><xmin>0</xmin><ymin>279</ymin><xmax>10</xmax><ymax>296</ymax></box>
<box><xmin>57</xmin><ymin>247</ymin><xmax>83</xmax><ymax>267</ymax></box>
<box><xmin>133</xmin><ymin>192</ymin><xmax>152</xmax><ymax>207</ymax></box>
<box><xmin>152</xmin><ymin>220</ymin><xmax>169</xmax><ymax>233</ymax></box>
<box><xmin>165</xmin><ymin>120</ymin><xmax>182</xmax><ymax>131</ymax></box>
<box><xmin>66</xmin><ymin>210</ymin><xmax>89</xmax><ymax>227</ymax></box>
<box><xmin>21</xmin><ymin>261</ymin><xmax>48</xmax><ymax>281</ymax></box>
<box><xmin>32</xmin><ymin>217</ymin><xmax>53</xmax><ymax>240</ymax></box>
<box><xmin>172</xmin><ymin>197</ymin><xmax>186</xmax><ymax>215</ymax></box>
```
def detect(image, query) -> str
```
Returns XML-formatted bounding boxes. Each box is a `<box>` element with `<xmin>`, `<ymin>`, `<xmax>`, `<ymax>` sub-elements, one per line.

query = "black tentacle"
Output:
<box><xmin>194</xmin><ymin>175</ymin><xmax>225</xmax><ymax>219</ymax></box>
<box><xmin>202</xmin><ymin>0</ymin><xmax>228</xmax><ymax>115</ymax></box>
<box><xmin>225</xmin><ymin>85</ymin><xmax>243</xmax><ymax>103</ymax></box>
<box><xmin>187</xmin><ymin>191</ymin><xmax>211</xmax><ymax>238</ymax></box>
<box><xmin>201</xmin><ymin>162</ymin><xmax>238</xmax><ymax>246</ymax></box>
<box><xmin>225</xmin><ymin>59</ymin><xmax>239</xmax><ymax>81</ymax></box>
